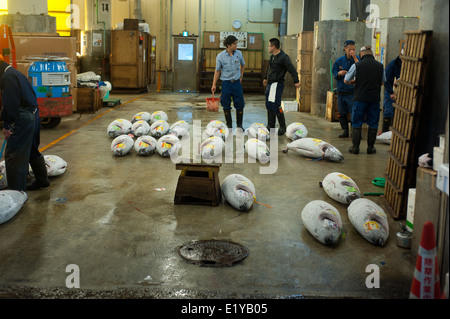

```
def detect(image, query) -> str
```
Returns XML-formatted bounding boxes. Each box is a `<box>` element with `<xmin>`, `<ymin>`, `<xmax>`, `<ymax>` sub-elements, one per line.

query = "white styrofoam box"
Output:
<box><xmin>281</xmin><ymin>101</ymin><xmax>298</xmax><ymax>112</ymax></box>
<box><xmin>433</xmin><ymin>146</ymin><xmax>444</xmax><ymax>171</ymax></box>
<box><xmin>406</xmin><ymin>188</ymin><xmax>416</xmax><ymax>232</ymax></box>
<box><xmin>436</xmin><ymin>163</ymin><xmax>449</xmax><ymax>196</ymax></box>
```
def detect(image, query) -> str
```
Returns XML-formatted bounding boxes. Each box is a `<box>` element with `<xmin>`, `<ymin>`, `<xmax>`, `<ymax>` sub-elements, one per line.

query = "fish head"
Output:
<box><xmin>325</xmin><ymin>233</ymin><xmax>340</xmax><ymax>245</ymax></box>
<box><xmin>323</xmin><ymin>146</ymin><xmax>344</xmax><ymax>162</ymax></box>
<box><xmin>346</xmin><ymin>192</ymin><xmax>362</xmax><ymax>203</ymax></box>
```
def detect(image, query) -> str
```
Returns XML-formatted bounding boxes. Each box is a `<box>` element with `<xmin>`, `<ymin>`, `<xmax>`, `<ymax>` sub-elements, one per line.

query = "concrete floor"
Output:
<box><xmin>0</xmin><ymin>90</ymin><xmax>417</xmax><ymax>299</ymax></box>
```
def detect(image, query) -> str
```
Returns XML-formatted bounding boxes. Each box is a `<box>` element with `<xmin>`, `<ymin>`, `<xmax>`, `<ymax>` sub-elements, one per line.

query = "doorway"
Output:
<box><xmin>173</xmin><ymin>36</ymin><xmax>198</xmax><ymax>92</ymax></box>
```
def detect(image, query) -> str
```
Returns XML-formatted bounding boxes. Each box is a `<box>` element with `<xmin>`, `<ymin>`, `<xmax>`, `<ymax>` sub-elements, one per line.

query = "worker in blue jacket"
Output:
<box><xmin>382</xmin><ymin>55</ymin><xmax>402</xmax><ymax>132</ymax></box>
<box><xmin>0</xmin><ymin>55</ymin><xmax>49</xmax><ymax>192</ymax></box>
<box><xmin>332</xmin><ymin>40</ymin><xmax>359</xmax><ymax>138</ymax></box>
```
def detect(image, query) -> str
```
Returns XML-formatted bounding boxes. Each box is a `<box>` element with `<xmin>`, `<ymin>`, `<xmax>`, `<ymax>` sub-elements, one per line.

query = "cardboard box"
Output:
<box><xmin>406</xmin><ymin>188</ymin><xmax>416</xmax><ymax>232</ymax></box>
<box><xmin>14</xmin><ymin>36</ymin><xmax>77</xmax><ymax>61</ymax></box>
<box><xmin>124</xmin><ymin>19</ymin><xmax>139</xmax><ymax>30</ymax></box>
<box><xmin>281</xmin><ymin>101</ymin><xmax>298</xmax><ymax>112</ymax></box>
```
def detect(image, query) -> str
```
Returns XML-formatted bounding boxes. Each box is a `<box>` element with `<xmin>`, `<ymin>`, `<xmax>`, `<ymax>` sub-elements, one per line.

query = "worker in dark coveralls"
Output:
<box><xmin>0</xmin><ymin>55</ymin><xmax>49</xmax><ymax>191</ymax></box>
<box><xmin>332</xmin><ymin>40</ymin><xmax>359</xmax><ymax>138</ymax></box>
<box><xmin>263</xmin><ymin>38</ymin><xmax>300</xmax><ymax>135</ymax></box>
<box><xmin>382</xmin><ymin>55</ymin><xmax>402</xmax><ymax>132</ymax></box>
<box><xmin>344</xmin><ymin>46</ymin><xmax>386</xmax><ymax>154</ymax></box>
<box><xmin>211</xmin><ymin>35</ymin><xmax>246</xmax><ymax>131</ymax></box>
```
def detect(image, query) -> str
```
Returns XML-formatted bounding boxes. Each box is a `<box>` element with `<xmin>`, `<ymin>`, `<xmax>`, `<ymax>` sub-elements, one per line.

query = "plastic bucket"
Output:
<box><xmin>205</xmin><ymin>94</ymin><xmax>220</xmax><ymax>112</ymax></box>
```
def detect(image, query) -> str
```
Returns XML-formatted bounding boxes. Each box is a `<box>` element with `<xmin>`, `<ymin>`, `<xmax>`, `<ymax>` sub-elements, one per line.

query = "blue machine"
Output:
<box><xmin>28</xmin><ymin>59</ymin><xmax>71</xmax><ymax>99</ymax></box>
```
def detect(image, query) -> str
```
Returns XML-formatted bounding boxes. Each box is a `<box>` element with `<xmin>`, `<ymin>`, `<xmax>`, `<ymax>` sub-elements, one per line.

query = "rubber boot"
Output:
<box><xmin>27</xmin><ymin>155</ymin><xmax>50</xmax><ymax>191</ymax></box>
<box><xmin>338</xmin><ymin>115</ymin><xmax>349</xmax><ymax>138</ymax></box>
<box><xmin>236</xmin><ymin>109</ymin><xmax>244</xmax><ymax>132</ymax></box>
<box><xmin>367</xmin><ymin>127</ymin><xmax>378</xmax><ymax>154</ymax></box>
<box><xmin>382</xmin><ymin>117</ymin><xmax>391</xmax><ymax>133</ymax></box>
<box><xmin>348</xmin><ymin>127</ymin><xmax>362</xmax><ymax>154</ymax></box>
<box><xmin>266</xmin><ymin>110</ymin><xmax>276</xmax><ymax>131</ymax></box>
<box><xmin>276</xmin><ymin>110</ymin><xmax>287</xmax><ymax>136</ymax></box>
<box><xmin>224</xmin><ymin>109</ymin><xmax>233</xmax><ymax>128</ymax></box>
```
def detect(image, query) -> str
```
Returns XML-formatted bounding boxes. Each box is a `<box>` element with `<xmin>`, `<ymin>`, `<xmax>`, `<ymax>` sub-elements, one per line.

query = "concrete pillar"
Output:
<box><xmin>7</xmin><ymin>0</ymin><xmax>47</xmax><ymax>15</ymax></box>
<box><xmin>311</xmin><ymin>20</ymin><xmax>367</xmax><ymax>117</ymax></box>
<box><xmin>320</xmin><ymin>0</ymin><xmax>350</xmax><ymax>21</ymax></box>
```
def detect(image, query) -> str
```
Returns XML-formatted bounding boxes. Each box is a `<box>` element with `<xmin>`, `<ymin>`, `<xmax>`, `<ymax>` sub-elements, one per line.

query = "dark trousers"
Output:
<box><xmin>351</xmin><ymin>101</ymin><xmax>380</xmax><ymax>129</ymax></box>
<box><xmin>220</xmin><ymin>80</ymin><xmax>245</xmax><ymax>110</ymax></box>
<box><xmin>5</xmin><ymin>108</ymin><xmax>42</xmax><ymax>191</ymax></box>
<box><xmin>265</xmin><ymin>82</ymin><xmax>285</xmax><ymax>112</ymax></box>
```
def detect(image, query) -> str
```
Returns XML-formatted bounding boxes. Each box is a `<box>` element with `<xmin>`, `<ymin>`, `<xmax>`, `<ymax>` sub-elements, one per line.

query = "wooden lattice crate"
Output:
<box><xmin>382</xmin><ymin>177</ymin><xmax>406</xmax><ymax>218</ymax></box>
<box><xmin>388</xmin><ymin>131</ymin><xmax>411</xmax><ymax>166</ymax></box>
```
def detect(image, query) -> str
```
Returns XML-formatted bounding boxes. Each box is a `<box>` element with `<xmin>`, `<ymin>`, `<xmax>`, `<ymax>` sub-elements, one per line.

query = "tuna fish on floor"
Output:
<box><xmin>131</xmin><ymin>120</ymin><xmax>151</xmax><ymax>137</ymax></box>
<box><xmin>151</xmin><ymin>111</ymin><xmax>168</xmax><ymax>124</ymax></box>
<box><xmin>245</xmin><ymin>138</ymin><xmax>270</xmax><ymax>163</ymax></box>
<box><xmin>131</xmin><ymin>111</ymin><xmax>151</xmax><ymax>124</ymax></box>
<box><xmin>150</xmin><ymin>120</ymin><xmax>170</xmax><ymax>138</ymax></box>
<box><xmin>301</xmin><ymin>200</ymin><xmax>343</xmax><ymax>245</ymax></box>
<box><xmin>111</xmin><ymin>134</ymin><xmax>134</xmax><ymax>156</ymax></box>
<box><xmin>347</xmin><ymin>198</ymin><xmax>389</xmax><ymax>246</ymax></box>
<box><xmin>156</xmin><ymin>134</ymin><xmax>181</xmax><ymax>157</ymax></box>
<box><xmin>284</xmin><ymin>138</ymin><xmax>344</xmax><ymax>162</ymax></box>
<box><xmin>320</xmin><ymin>172</ymin><xmax>362</xmax><ymax>205</ymax></box>
<box><xmin>376</xmin><ymin>131</ymin><xmax>392</xmax><ymax>144</ymax></box>
<box><xmin>40</xmin><ymin>155</ymin><xmax>67</xmax><ymax>177</ymax></box>
<box><xmin>247</xmin><ymin>123</ymin><xmax>270</xmax><ymax>141</ymax></box>
<box><xmin>286</xmin><ymin>122</ymin><xmax>308</xmax><ymax>140</ymax></box>
<box><xmin>134</xmin><ymin>136</ymin><xmax>157</xmax><ymax>156</ymax></box>
<box><xmin>221</xmin><ymin>174</ymin><xmax>256</xmax><ymax>211</ymax></box>
<box><xmin>202</xmin><ymin>120</ymin><xmax>229</xmax><ymax>141</ymax></box>
<box><xmin>107</xmin><ymin>119</ymin><xmax>133</xmax><ymax>138</ymax></box>
<box><xmin>0</xmin><ymin>190</ymin><xmax>28</xmax><ymax>225</ymax></box>
<box><xmin>170</xmin><ymin>120</ymin><xmax>190</xmax><ymax>139</ymax></box>
<box><xmin>200</xmin><ymin>136</ymin><xmax>224</xmax><ymax>160</ymax></box>
<box><xmin>0</xmin><ymin>161</ymin><xmax>7</xmax><ymax>190</ymax></box>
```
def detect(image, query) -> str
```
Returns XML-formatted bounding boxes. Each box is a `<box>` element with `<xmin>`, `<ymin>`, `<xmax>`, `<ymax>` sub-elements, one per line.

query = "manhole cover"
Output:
<box><xmin>178</xmin><ymin>240</ymin><xmax>249</xmax><ymax>267</ymax></box>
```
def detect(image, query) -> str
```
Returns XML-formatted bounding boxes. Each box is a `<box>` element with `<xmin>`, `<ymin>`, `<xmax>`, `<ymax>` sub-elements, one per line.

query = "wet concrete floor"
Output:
<box><xmin>0</xmin><ymin>90</ymin><xmax>416</xmax><ymax>299</ymax></box>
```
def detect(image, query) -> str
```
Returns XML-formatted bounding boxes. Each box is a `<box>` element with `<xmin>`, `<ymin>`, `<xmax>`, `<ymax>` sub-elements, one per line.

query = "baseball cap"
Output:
<box><xmin>344</xmin><ymin>40</ymin><xmax>355</xmax><ymax>47</ymax></box>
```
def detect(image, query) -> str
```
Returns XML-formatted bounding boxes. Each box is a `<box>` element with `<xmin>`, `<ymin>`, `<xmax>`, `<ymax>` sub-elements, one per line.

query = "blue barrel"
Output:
<box><xmin>28</xmin><ymin>60</ymin><xmax>71</xmax><ymax>99</ymax></box>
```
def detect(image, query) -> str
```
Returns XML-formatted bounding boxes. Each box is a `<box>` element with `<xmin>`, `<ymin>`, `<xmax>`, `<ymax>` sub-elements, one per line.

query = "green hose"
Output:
<box><xmin>372</xmin><ymin>177</ymin><xmax>386</xmax><ymax>187</ymax></box>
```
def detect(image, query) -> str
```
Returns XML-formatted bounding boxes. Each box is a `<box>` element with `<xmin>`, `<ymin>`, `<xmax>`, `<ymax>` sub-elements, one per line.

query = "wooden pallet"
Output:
<box><xmin>380</xmin><ymin>30</ymin><xmax>432</xmax><ymax>219</ymax></box>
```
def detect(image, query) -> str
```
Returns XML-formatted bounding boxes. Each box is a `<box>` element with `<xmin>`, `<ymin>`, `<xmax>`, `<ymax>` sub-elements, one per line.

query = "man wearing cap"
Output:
<box><xmin>332</xmin><ymin>40</ymin><xmax>359</xmax><ymax>138</ymax></box>
<box><xmin>344</xmin><ymin>46</ymin><xmax>386</xmax><ymax>154</ymax></box>
<box><xmin>382</xmin><ymin>55</ymin><xmax>402</xmax><ymax>132</ymax></box>
<box><xmin>0</xmin><ymin>55</ymin><xmax>50</xmax><ymax>191</ymax></box>
<box><xmin>212</xmin><ymin>35</ymin><xmax>246</xmax><ymax>131</ymax></box>
<box><xmin>263</xmin><ymin>38</ymin><xmax>300</xmax><ymax>136</ymax></box>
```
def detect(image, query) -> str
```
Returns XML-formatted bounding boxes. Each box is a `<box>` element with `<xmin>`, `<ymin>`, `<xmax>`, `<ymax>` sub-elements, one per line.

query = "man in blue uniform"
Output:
<box><xmin>263</xmin><ymin>38</ymin><xmax>300</xmax><ymax>136</ymax></box>
<box><xmin>382</xmin><ymin>55</ymin><xmax>402</xmax><ymax>132</ymax></box>
<box><xmin>332</xmin><ymin>40</ymin><xmax>359</xmax><ymax>138</ymax></box>
<box><xmin>344</xmin><ymin>46</ymin><xmax>386</xmax><ymax>155</ymax></box>
<box><xmin>211</xmin><ymin>35</ymin><xmax>246</xmax><ymax>131</ymax></box>
<box><xmin>0</xmin><ymin>55</ymin><xmax>49</xmax><ymax>191</ymax></box>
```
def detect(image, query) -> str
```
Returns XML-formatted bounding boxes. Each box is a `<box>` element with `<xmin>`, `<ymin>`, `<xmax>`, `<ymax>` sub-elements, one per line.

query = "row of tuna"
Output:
<box><xmin>0</xmin><ymin>155</ymin><xmax>68</xmax><ymax>225</ymax></box>
<box><xmin>301</xmin><ymin>172</ymin><xmax>389</xmax><ymax>246</ymax></box>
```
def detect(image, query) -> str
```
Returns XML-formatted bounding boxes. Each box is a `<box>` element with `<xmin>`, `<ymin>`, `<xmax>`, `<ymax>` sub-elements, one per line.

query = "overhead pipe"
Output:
<box><xmin>133</xmin><ymin>0</ymin><xmax>142</xmax><ymax>21</ymax></box>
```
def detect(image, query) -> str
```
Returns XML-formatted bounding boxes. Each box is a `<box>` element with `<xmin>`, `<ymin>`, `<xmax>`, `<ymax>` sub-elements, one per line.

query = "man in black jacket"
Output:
<box><xmin>0</xmin><ymin>55</ymin><xmax>49</xmax><ymax>191</ymax></box>
<box><xmin>344</xmin><ymin>46</ymin><xmax>385</xmax><ymax>154</ymax></box>
<box><xmin>263</xmin><ymin>38</ymin><xmax>300</xmax><ymax>135</ymax></box>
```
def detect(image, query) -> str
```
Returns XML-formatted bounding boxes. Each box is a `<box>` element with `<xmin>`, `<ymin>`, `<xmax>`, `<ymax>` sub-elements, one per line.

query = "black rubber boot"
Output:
<box><xmin>276</xmin><ymin>110</ymin><xmax>287</xmax><ymax>136</ymax></box>
<box><xmin>338</xmin><ymin>115</ymin><xmax>349</xmax><ymax>138</ymax></box>
<box><xmin>236</xmin><ymin>109</ymin><xmax>244</xmax><ymax>131</ymax></box>
<box><xmin>27</xmin><ymin>155</ymin><xmax>50</xmax><ymax>191</ymax></box>
<box><xmin>367</xmin><ymin>127</ymin><xmax>378</xmax><ymax>154</ymax></box>
<box><xmin>348</xmin><ymin>127</ymin><xmax>362</xmax><ymax>154</ymax></box>
<box><xmin>224</xmin><ymin>109</ymin><xmax>233</xmax><ymax>128</ymax></box>
<box><xmin>267</xmin><ymin>110</ymin><xmax>276</xmax><ymax>131</ymax></box>
<box><xmin>382</xmin><ymin>117</ymin><xmax>391</xmax><ymax>133</ymax></box>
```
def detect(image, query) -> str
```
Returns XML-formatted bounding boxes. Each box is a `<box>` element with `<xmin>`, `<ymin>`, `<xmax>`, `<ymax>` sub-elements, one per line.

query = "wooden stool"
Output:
<box><xmin>174</xmin><ymin>163</ymin><xmax>222</xmax><ymax>206</ymax></box>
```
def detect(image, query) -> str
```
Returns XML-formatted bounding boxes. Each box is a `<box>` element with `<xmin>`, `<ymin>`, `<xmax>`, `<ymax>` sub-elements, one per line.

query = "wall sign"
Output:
<box><xmin>220</xmin><ymin>31</ymin><xmax>247</xmax><ymax>49</ymax></box>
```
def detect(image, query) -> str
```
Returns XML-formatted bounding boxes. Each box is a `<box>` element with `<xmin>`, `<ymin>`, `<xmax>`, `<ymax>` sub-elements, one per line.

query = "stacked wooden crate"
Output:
<box><xmin>380</xmin><ymin>30</ymin><xmax>433</xmax><ymax>219</ymax></box>
<box><xmin>296</xmin><ymin>31</ymin><xmax>313</xmax><ymax>112</ymax></box>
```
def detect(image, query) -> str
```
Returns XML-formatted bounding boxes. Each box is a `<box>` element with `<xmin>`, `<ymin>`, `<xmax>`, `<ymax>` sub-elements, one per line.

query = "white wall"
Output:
<box><xmin>287</xmin><ymin>0</ymin><xmax>303</xmax><ymax>34</ymax></box>
<box><xmin>320</xmin><ymin>0</ymin><xmax>350</xmax><ymax>21</ymax></box>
